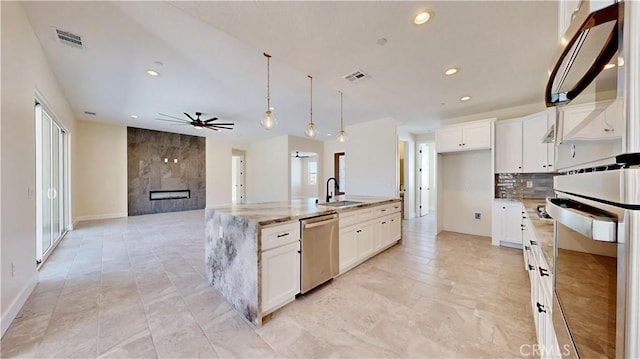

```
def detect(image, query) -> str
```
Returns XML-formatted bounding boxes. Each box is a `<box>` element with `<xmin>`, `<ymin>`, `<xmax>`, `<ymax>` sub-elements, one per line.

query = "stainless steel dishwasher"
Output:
<box><xmin>300</xmin><ymin>213</ymin><xmax>339</xmax><ymax>293</ymax></box>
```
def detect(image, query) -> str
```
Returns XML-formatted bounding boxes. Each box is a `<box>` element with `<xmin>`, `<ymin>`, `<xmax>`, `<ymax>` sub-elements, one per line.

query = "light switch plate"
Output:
<box><xmin>526</xmin><ymin>181</ymin><xmax>533</xmax><ymax>188</ymax></box>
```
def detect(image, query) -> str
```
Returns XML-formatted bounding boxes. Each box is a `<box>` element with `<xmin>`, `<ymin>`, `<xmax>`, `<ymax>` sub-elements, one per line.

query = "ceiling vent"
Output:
<box><xmin>53</xmin><ymin>28</ymin><xmax>84</xmax><ymax>49</ymax></box>
<box><xmin>343</xmin><ymin>70</ymin><xmax>370</xmax><ymax>83</ymax></box>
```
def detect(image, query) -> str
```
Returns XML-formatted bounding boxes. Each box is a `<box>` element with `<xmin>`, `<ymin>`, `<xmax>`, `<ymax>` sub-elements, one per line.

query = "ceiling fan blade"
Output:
<box><xmin>184</xmin><ymin>112</ymin><xmax>196</xmax><ymax>121</ymax></box>
<box><xmin>209</xmin><ymin>126</ymin><xmax>234</xmax><ymax>130</ymax></box>
<box><xmin>203</xmin><ymin>127</ymin><xmax>221</xmax><ymax>132</ymax></box>
<box><xmin>208</xmin><ymin>122</ymin><xmax>234</xmax><ymax>126</ymax></box>
<box><xmin>204</xmin><ymin>117</ymin><xmax>218</xmax><ymax>123</ymax></box>
<box><xmin>155</xmin><ymin>118</ymin><xmax>189</xmax><ymax>124</ymax></box>
<box><xmin>158</xmin><ymin>113</ymin><xmax>187</xmax><ymax>121</ymax></box>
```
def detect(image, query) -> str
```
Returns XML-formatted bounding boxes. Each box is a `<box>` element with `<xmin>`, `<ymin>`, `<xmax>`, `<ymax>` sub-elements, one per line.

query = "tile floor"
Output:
<box><xmin>1</xmin><ymin>210</ymin><xmax>536</xmax><ymax>358</ymax></box>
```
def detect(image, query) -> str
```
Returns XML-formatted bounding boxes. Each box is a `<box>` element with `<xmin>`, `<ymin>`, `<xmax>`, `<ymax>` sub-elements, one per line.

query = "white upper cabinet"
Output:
<box><xmin>495</xmin><ymin>120</ymin><xmax>523</xmax><ymax>173</ymax></box>
<box><xmin>494</xmin><ymin>110</ymin><xmax>555</xmax><ymax>174</ymax></box>
<box><xmin>436</xmin><ymin>119</ymin><xmax>493</xmax><ymax>153</ymax></box>
<box><xmin>522</xmin><ymin>111</ymin><xmax>555</xmax><ymax>173</ymax></box>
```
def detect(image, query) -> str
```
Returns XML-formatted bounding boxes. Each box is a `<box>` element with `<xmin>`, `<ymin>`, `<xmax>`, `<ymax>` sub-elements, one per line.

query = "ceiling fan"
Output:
<box><xmin>156</xmin><ymin>112</ymin><xmax>234</xmax><ymax>131</ymax></box>
<box><xmin>292</xmin><ymin>151</ymin><xmax>311</xmax><ymax>159</ymax></box>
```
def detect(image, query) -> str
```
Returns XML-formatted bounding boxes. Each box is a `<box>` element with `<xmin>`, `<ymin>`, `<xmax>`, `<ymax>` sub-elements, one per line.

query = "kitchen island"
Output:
<box><xmin>205</xmin><ymin>196</ymin><xmax>402</xmax><ymax>327</ymax></box>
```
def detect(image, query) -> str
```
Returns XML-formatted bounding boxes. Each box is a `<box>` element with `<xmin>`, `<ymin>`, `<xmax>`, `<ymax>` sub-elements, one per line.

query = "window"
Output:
<box><xmin>334</xmin><ymin>152</ymin><xmax>345</xmax><ymax>195</ymax></box>
<box><xmin>308</xmin><ymin>160</ymin><xmax>318</xmax><ymax>185</ymax></box>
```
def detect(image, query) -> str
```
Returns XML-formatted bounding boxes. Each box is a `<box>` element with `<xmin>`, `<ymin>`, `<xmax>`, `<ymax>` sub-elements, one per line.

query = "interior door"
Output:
<box><xmin>419</xmin><ymin>143</ymin><xmax>430</xmax><ymax>217</ymax></box>
<box><xmin>231</xmin><ymin>154</ymin><xmax>245</xmax><ymax>203</ymax></box>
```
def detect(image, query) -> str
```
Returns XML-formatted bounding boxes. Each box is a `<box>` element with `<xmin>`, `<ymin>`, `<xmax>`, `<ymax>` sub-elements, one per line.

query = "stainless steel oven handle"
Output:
<box><xmin>546</xmin><ymin>198</ymin><xmax>617</xmax><ymax>242</ymax></box>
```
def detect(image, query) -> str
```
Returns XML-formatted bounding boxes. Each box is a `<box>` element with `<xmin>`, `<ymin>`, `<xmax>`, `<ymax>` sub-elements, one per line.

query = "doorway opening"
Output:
<box><xmin>35</xmin><ymin>101</ymin><xmax>69</xmax><ymax>265</ymax></box>
<box><xmin>290</xmin><ymin>151</ymin><xmax>319</xmax><ymax>200</ymax></box>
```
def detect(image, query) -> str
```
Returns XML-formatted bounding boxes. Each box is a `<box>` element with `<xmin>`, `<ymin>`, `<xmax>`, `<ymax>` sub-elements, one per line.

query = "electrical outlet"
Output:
<box><xmin>11</xmin><ymin>262</ymin><xmax>16</xmax><ymax>277</ymax></box>
<box><xmin>526</xmin><ymin>181</ymin><xmax>533</xmax><ymax>188</ymax></box>
<box><xmin>474</xmin><ymin>212</ymin><xmax>481</xmax><ymax>220</ymax></box>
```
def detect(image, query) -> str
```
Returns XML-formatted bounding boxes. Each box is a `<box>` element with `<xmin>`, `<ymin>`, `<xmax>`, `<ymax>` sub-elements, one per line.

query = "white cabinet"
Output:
<box><xmin>339</xmin><ymin>202</ymin><xmax>402</xmax><ymax>274</ymax></box>
<box><xmin>355</xmin><ymin>222</ymin><xmax>374</xmax><ymax>260</ymax></box>
<box><xmin>436</xmin><ymin>119</ymin><xmax>493</xmax><ymax>153</ymax></box>
<box><xmin>495</xmin><ymin>119</ymin><xmax>523</xmax><ymax>173</ymax></box>
<box><xmin>492</xmin><ymin>200</ymin><xmax>524</xmax><ymax>247</ymax></box>
<box><xmin>373</xmin><ymin>217</ymin><xmax>389</xmax><ymax>251</ymax></box>
<box><xmin>339</xmin><ymin>226</ymin><xmax>358</xmax><ymax>272</ymax></box>
<box><xmin>389</xmin><ymin>213</ymin><xmax>402</xmax><ymax>243</ymax></box>
<box><xmin>494</xmin><ymin>110</ymin><xmax>555</xmax><ymax>174</ymax></box>
<box><xmin>260</xmin><ymin>221</ymin><xmax>300</xmax><ymax>315</ymax></box>
<box><xmin>523</xmin><ymin>228</ymin><xmax>560</xmax><ymax>358</ymax></box>
<box><xmin>522</xmin><ymin>111</ymin><xmax>555</xmax><ymax>173</ymax></box>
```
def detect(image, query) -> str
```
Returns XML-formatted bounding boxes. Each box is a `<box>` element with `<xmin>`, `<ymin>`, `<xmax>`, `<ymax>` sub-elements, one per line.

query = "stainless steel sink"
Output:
<box><xmin>319</xmin><ymin>200</ymin><xmax>363</xmax><ymax>207</ymax></box>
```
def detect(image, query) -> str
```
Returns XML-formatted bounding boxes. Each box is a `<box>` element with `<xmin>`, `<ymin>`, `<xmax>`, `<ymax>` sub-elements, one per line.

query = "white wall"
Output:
<box><xmin>245</xmin><ymin>135</ymin><xmax>289</xmax><ymax>203</ymax></box>
<box><xmin>75</xmin><ymin>121</ymin><xmax>127</xmax><ymax>221</ymax></box>
<box><xmin>441</xmin><ymin>151</ymin><xmax>493</xmax><ymax>237</ymax></box>
<box><xmin>1</xmin><ymin>1</ymin><xmax>77</xmax><ymax>335</ymax></box>
<box><xmin>345</xmin><ymin>118</ymin><xmax>398</xmax><ymax>197</ymax></box>
<box><xmin>288</xmin><ymin>136</ymin><xmax>323</xmax><ymax>200</ymax></box>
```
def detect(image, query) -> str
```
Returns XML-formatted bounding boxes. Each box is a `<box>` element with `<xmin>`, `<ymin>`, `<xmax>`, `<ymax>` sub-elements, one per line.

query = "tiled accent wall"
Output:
<box><xmin>495</xmin><ymin>172</ymin><xmax>555</xmax><ymax>199</ymax></box>
<box><xmin>127</xmin><ymin>127</ymin><xmax>206</xmax><ymax>216</ymax></box>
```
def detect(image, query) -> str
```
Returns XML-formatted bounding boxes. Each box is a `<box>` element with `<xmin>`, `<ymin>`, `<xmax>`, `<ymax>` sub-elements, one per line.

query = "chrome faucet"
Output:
<box><xmin>326</xmin><ymin>177</ymin><xmax>338</xmax><ymax>203</ymax></box>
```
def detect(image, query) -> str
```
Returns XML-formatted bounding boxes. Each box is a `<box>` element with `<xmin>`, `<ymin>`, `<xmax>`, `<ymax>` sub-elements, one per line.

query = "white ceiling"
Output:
<box><xmin>22</xmin><ymin>1</ymin><xmax>559</xmax><ymax>141</ymax></box>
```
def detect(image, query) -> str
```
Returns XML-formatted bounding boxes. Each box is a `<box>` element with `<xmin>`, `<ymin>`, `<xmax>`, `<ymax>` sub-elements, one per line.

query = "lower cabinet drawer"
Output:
<box><xmin>262</xmin><ymin>221</ymin><xmax>300</xmax><ymax>251</ymax></box>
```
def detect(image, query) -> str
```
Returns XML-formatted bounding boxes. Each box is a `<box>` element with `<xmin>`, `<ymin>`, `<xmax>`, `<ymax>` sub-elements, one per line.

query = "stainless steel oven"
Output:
<box><xmin>545</xmin><ymin>1</ymin><xmax>640</xmax><ymax>356</ymax></box>
<box><xmin>547</xmin><ymin>169</ymin><xmax>640</xmax><ymax>358</ymax></box>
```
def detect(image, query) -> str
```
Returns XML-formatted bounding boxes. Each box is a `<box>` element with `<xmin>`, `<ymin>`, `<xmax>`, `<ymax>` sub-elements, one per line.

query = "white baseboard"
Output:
<box><xmin>74</xmin><ymin>212</ymin><xmax>127</xmax><ymax>223</ymax></box>
<box><xmin>1</xmin><ymin>273</ymin><xmax>38</xmax><ymax>337</ymax></box>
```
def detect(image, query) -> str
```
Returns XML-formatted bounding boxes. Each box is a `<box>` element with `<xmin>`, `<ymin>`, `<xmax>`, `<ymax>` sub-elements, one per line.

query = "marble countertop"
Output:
<box><xmin>208</xmin><ymin>195</ymin><xmax>402</xmax><ymax>226</ymax></box>
<box><xmin>522</xmin><ymin>199</ymin><xmax>554</xmax><ymax>271</ymax></box>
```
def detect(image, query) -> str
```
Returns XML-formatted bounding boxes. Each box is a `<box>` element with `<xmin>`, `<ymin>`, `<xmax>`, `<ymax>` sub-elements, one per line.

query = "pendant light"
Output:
<box><xmin>304</xmin><ymin>75</ymin><xmax>317</xmax><ymax>138</ymax></box>
<box><xmin>261</xmin><ymin>53</ymin><xmax>276</xmax><ymax>130</ymax></box>
<box><xmin>337</xmin><ymin>91</ymin><xmax>347</xmax><ymax>143</ymax></box>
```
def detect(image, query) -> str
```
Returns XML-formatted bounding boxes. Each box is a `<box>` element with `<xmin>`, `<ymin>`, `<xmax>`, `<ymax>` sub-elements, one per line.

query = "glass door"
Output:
<box><xmin>36</xmin><ymin>103</ymin><xmax>68</xmax><ymax>264</ymax></box>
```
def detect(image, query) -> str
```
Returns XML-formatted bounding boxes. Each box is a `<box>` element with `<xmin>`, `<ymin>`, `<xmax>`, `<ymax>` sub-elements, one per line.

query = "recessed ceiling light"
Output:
<box><xmin>445</xmin><ymin>68</ymin><xmax>458</xmax><ymax>75</ymax></box>
<box><xmin>131</xmin><ymin>115</ymin><xmax>138</xmax><ymax>119</ymax></box>
<box><xmin>414</xmin><ymin>11</ymin><xmax>431</xmax><ymax>25</ymax></box>
<box><xmin>146</xmin><ymin>69</ymin><xmax>159</xmax><ymax>77</ymax></box>
<box><xmin>327</xmin><ymin>133</ymin><xmax>332</xmax><ymax>136</ymax></box>
<box><xmin>460</xmin><ymin>96</ymin><xmax>472</xmax><ymax>101</ymax></box>
<box><xmin>603</xmin><ymin>63</ymin><xmax>616</xmax><ymax>70</ymax></box>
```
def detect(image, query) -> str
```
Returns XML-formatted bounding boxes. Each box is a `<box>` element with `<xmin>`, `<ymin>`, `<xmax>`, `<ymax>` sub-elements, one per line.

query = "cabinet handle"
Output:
<box><xmin>524</xmin><ymin>246</ymin><xmax>531</xmax><ymax>251</ymax></box>
<box><xmin>539</xmin><ymin>267</ymin><xmax>550</xmax><ymax>277</ymax></box>
<box><xmin>276</xmin><ymin>232</ymin><xmax>290</xmax><ymax>238</ymax></box>
<box><xmin>521</xmin><ymin>224</ymin><xmax>525</xmax><ymax>227</ymax></box>
<box><xmin>522</xmin><ymin>216</ymin><xmax>526</xmax><ymax>219</ymax></box>
<box><xmin>462</xmin><ymin>143</ymin><xmax>466</xmax><ymax>146</ymax></box>
<box><xmin>530</xmin><ymin>240</ymin><xmax>537</xmax><ymax>246</ymax></box>
<box><xmin>528</xmin><ymin>264</ymin><xmax>535</xmax><ymax>271</ymax></box>
<box><xmin>543</xmin><ymin>165</ymin><xmax>547</xmax><ymax>168</ymax></box>
<box><xmin>536</xmin><ymin>302</ymin><xmax>547</xmax><ymax>313</ymax></box>
<box><xmin>502</xmin><ymin>206</ymin><xmax>506</xmax><ymax>209</ymax></box>
<box><xmin>518</xmin><ymin>166</ymin><xmax>522</xmax><ymax>169</ymax></box>
<box><xmin>382</xmin><ymin>221</ymin><xmax>387</xmax><ymax>224</ymax></box>
<box><xmin>356</xmin><ymin>229</ymin><xmax>362</xmax><ymax>233</ymax></box>
<box><xmin>381</xmin><ymin>209</ymin><xmax>387</xmax><ymax>212</ymax></box>
<box><xmin>548</xmin><ymin>164</ymin><xmax>553</xmax><ymax>167</ymax></box>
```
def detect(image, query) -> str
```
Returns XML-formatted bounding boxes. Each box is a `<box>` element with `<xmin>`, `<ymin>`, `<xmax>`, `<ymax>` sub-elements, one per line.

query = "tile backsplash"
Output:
<box><xmin>495</xmin><ymin>173</ymin><xmax>555</xmax><ymax>199</ymax></box>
